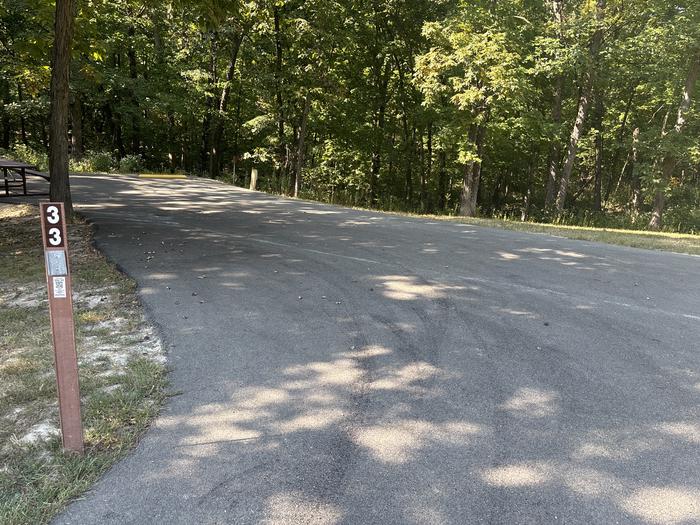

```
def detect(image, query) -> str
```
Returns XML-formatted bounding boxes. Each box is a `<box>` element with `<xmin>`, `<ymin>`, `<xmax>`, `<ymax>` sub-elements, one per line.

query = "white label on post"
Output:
<box><xmin>53</xmin><ymin>276</ymin><xmax>67</xmax><ymax>298</ymax></box>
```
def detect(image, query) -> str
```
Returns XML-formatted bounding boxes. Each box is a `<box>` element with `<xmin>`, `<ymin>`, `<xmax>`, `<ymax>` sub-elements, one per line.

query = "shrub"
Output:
<box><xmin>118</xmin><ymin>154</ymin><xmax>144</xmax><ymax>173</ymax></box>
<box><xmin>70</xmin><ymin>151</ymin><xmax>115</xmax><ymax>173</ymax></box>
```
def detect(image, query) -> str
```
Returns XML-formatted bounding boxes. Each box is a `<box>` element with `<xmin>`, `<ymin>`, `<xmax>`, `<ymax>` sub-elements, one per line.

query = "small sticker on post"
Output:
<box><xmin>53</xmin><ymin>276</ymin><xmax>67</xmax><ymax>298</ymax></box>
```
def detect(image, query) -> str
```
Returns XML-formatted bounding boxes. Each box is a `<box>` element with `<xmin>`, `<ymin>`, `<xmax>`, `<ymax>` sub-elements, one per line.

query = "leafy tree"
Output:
<box><xmin>2</xmin><ymin>0</ymin><xmax>699</xmax><ymax>232</ymax></box>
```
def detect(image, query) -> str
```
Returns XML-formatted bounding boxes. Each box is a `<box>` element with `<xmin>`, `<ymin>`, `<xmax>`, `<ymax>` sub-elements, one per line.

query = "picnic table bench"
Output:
<box><xmin>0</xmin><ymin>158</ymin><xmax>50</xmax><ymax>196</ymax></box>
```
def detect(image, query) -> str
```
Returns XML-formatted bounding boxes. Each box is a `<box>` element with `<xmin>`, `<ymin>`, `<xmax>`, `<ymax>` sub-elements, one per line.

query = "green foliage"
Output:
<box><xmin>70</xmin><ymin>151</ymin><xmax>115</xmax><ymax>173</ymax></box>
<box><xmin>118</xmin><ymin>154</ymin><xmax>143</xmax><ymax>173</ymax></box>
<box><xmin>0</xmin><ymin>146</ymin><xmax>49</xmax><ymax>171</ymax></box>
<box><xmin>1</xmin><ymin>0</ymin><xmax>699</xmax><ymax>232</ymax></box>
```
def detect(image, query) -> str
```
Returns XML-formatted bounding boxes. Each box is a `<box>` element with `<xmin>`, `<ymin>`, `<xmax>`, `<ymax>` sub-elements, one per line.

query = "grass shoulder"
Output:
<box><xmin>435</xmin><ymin>216</ymin><xmax>700</xmax><ymax>256</ymax></box>
<box><xmin>332</xmin><ymin>200</ymin><xmax>700</xmax><ymax>256</ymax></box>
<box><xmin>0</xmin><ymin>204</ymin><xmax>168</xmax><ymax>525</ymax></box>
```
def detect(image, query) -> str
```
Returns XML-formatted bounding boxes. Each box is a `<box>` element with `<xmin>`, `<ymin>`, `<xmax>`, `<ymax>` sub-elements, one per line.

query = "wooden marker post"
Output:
<box><xmin>39</xmin><ymin>202</ymin><xmax>84</xmax><ymax>454</ymax></box>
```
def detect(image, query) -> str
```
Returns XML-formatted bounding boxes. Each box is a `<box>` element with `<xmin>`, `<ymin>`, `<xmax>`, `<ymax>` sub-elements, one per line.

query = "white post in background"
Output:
<box><xmin>249</xmin><ymin>168</ymin><xmax>258</xmax><ymax>191</ymax></box>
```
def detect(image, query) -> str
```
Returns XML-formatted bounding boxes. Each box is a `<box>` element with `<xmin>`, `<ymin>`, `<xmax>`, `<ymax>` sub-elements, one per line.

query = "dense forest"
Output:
<box><xmin>1</xmin><ymin>0</ymin><xmax>699</xmax><ymax>232</ymax></box>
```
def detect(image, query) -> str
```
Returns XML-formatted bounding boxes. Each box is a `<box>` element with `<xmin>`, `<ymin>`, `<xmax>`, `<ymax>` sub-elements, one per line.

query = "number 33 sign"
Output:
<box><xmin>42</xmin><ymin>203</ymin><xmax>65</xmax><ymax>247</ymax></box>
<box><xmin>39</xmin><ymin>202</ymin><xmax>84</xmax><ymax>454</ymax></box>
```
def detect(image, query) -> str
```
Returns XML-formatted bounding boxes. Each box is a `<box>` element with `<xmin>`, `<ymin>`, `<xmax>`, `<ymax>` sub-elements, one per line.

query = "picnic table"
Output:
<box><xmin>0</xmin><ymin>158</ymin><xmax>50</xmax><ymax>196</ymax></box>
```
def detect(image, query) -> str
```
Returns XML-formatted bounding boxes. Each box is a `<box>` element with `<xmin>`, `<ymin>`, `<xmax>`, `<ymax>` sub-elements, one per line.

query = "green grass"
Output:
<box><xmin>427</xmin><ymin>215</ymin><xmax>700</xmax><ymax>255</ymax></box>
<box><xmin>0</xmin><ymin>205</ymin><xmax>167</xmax><ymax>525</ymax></box>
<box><xmin>328</xmin><ymin>201</ymin><xmax>700</xmax><ymax>255</ymax></box>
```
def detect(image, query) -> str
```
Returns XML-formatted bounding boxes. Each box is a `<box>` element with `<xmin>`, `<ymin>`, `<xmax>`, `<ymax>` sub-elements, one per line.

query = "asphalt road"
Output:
<box><xmin>54</xmin><ymin>174</ymin><xmax>699</xmax><ymax>525</ymax></box>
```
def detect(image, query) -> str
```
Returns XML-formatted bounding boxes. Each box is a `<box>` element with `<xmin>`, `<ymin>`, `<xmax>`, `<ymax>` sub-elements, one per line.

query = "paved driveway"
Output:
<box><xmin>55</xmin><ymin>174</ymin><xmax>700</xmax><ymax>524</ymax></box>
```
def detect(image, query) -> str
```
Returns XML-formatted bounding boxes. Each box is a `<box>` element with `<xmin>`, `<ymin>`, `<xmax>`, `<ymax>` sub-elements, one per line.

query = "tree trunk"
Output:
<box><xmin>49</xmin><ymin>0</ymin><xmax>76</xmax><ymax>216</ymax></box>
<box><xmin>556</xmin><ymin>0</ymin><xmax>605</xmax><ymax>213</ymax></box>
<box><xmin>459</xmin><ymin>124</ymin><xmax>486</xmax><ymax>217</ymax></box>
<box><xmin>209</xmin><ymin>32</ymin><xmax>243</xmax><ymax>178</ymax></box>
<box><xmin>460</xmin><ymin>163</ymin><xmax>477</xmax><ymax>217</ymax></box>
<box><xmin>648</xmin><ymin>49</ymin><xmax>700</xmax><ymax>230</ymax></box>
<box><xmin>293</xmin><ymin>91</ymin><xmax>311</xmax><ymax>197</ymax></box>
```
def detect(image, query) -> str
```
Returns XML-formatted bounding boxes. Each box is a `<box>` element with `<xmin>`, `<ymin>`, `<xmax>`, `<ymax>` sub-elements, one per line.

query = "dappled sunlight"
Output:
<box><xmin>149</xmin><ymin>272</ymin><xmax>179</xmax><ymax>280</ymax></box>
<box><xmin>160</xmin><ymin>405</ymin><xmax>264</xmax><ymax>428</ymax></box>
<box><xmin>570</xmin><ymin>423</ymin><xmax>692</xmax><ymax>464</ymax></box>
<box><xmin>155</xmin><ymin>354</ymin><xmax>366</xmax><ymax>447</ymax></box>
<box><xmin>480</xmin><ymin>458</ymin><xmax>700</xmax><ymax>524</ymax></box>
<box><xmin>573</xmin><ymin>442</ymin><xmax>630</xmax><ymax>461</ymax></box>
<box><xmin>480</xmin><ymin>462</ymin><xmax>552</xmax><ymax>487</ymax></box>
<box><xmin>78</xmin><ymin>202</ymin><xmax>127</xmax><ymax>210</ymax></box>
<box><xmin>281</xmin><ymin>358</ymin><xmax>364</xmax><ymax>389</ymax></box>
<box><xmin>370</xmin><ymin>361</ymin><xmax>444</xmax><ymax>393</ymax></box>
<box><xmin>275</xmin><ymin>408</ymin><xmax>346</xmax><ymax>433</ymax></box>
<box><xmin>499</xmin><ymin>247</ymin><xmax>605</xmax><ymax>271</ymax></box>
<box><xmin>352</xmin><ymin>419</ymin><xmax>485</xmax><ymax>464</ymax></box>
<box><xmin>499</xmin><ymin>387</ymin><xmax>559</xmax><ymax>418</ymax></box>
<box><xmin>340</xmin><ymin>345</ymin><xmax>393</xmax><ymax>359</ymax></box>
<box><xmin>180</xmin><ymin>424</ymin><xmax>263</xmax><ymax>445</ymax></box>
<box><xmin>655</xmin><ymin>422</ymin><xmax>700</xmax><ymax>444</ymax></box>
<box><xmin>496</xmin><ymin>251</ymin><xmax>520</xmax><ymax>260</ymax></box>
<box><xmin>561</xmin><ymin>466</ymin><xmax>623</xmax><ymax>497</ymax></box>
<box><xmin>299</xmin><ymin>208</ymin><xmax>340</xmax><ymax>215</ymax></box>
<box><xmin>493</xmin><ymin>307</ymin><xmax>538</xmax><ymax>319</ymax></box>
<box><xmin>622</xmin><ymin>486</ymin><xmax>700</xmax><ymax>525</ymax></box>
<box><xmin>517</xmin><ymin>248</ymin><xmax>589</xmax><ymax>259</ymax></box>
<box><xmin>262</xmin><ymin>491</ymin><xmax>343</xmax><ymax>524</ymax></box>
<box><xmin>338</xmin><ymin>219</ymin><xmax>372</xmax><ymax>226</ymax></box>
<box><xmin>376</xmin><ymin>275</ymin><xmax>465</xmax><ymax>301</ymax></box>
<box><xmin>238</xmin><ymin>388</ymin><xmax>290</xmax><ymax>409</ymax></box>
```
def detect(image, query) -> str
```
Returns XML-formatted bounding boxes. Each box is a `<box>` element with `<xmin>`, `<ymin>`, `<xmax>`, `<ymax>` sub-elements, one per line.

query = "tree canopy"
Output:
<box><xmin>2</xmin><ymin>0</ymin><xmax>699</xmax><ymax>231</ymax></box>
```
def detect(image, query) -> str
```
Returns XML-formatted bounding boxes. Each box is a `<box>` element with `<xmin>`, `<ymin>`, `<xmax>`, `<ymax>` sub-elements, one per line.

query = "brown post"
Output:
<box><xmin>39</xmin><ymin>202</ymin><xmax>84</xmax><ymax>454</ymax></box>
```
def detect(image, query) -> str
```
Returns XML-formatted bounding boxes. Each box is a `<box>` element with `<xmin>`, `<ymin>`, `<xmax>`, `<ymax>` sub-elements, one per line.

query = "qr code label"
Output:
<box><xmin>53</xmin><ymin>277</ymin><xmax>67</xmax><ymax>298</ymax></box>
